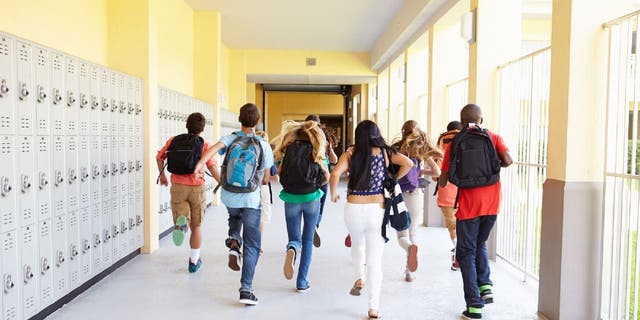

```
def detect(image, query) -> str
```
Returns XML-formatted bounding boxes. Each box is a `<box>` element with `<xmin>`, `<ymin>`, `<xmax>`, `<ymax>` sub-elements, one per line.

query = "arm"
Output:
<box><xmin>327</xmin><ymin>142</ymin><xmax>338</xmax><ymax>164</ymax></box>
<box><xmin>421</xmin><ymin>156</ymin><xmax>441</xmax><ymax>178</ymax></box>
<box><xmin>499</xmin><ymin>151</ymin><xmax>513</xmax><ymax>168</ymax></box>
<box><xmin>195</xmin><ymin>141</ymin><xmax>226</xmax><ymax>173</ymax></box>
<box><xmin>156</xmin><ymin>157</ymin><xmax>168</xmax><ymax>186</ymax></box>
<box><xmin>207</xmin><ymin>164</ymin><xmax>220</xmax><ymax>183</ymax></box>
<box><xmin>330</xmin><ymin>151</ymin><xmax>350</xmax><ymax>202</ymax></box>
<box><xmin>390</xmin><ymin>151</ymin><xmax>414</xmax><ymax>180</ymax></box>
<box><xmin>438</xmin><ymin>171</ymin><xmax>449</xmax><ymax>188</ymax></box>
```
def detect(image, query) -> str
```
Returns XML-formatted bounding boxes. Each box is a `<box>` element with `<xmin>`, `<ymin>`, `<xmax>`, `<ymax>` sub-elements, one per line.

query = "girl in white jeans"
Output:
<box><xmin>330</xmin><ymin>120</ymin><xmax>413</xmax><ymax>320</ymax></box>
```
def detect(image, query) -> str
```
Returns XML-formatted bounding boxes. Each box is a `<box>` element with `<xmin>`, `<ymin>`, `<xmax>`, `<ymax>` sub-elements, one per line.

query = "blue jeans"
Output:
<box><xmin>456</xmin><ymin>215</ymin><xmax>496</xmax><ymax>308</ymax></box>
<box><xmin>284</xmin><ymin>201</ymin><xmax>321</xmax><ymax>289</ymax></box>
<box><xmin>316</xmin><ymin>184</ymin><xmax>328</xmax><ymax>228</ymax></box>
<box><xmin>225</xmin><ymin>207</ymin><xmax>261</xmax><ymax>292</ymax></box>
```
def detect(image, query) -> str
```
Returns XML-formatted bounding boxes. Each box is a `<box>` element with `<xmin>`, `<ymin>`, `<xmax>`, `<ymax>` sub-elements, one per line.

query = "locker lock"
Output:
<box><xmin>54</xmin><ymin>170</ymin><xmax>64</xmax><ymax>186</ymax></box>
<box><xmin>121</xmin><ymin>220</ymin><xmax>128</xmax><ymax>232</ymax></box>
<box><xmin>3</xmin><ymin>274</ymin><xmax>14</xmax><ymax>293</ymax></box>
<box><xmin>68</xmin><ymin>168</ymin><xmax>77</xmax><ymax>184</ymax></box>
<box><xmin>112</xmin><ymin>225</ymin><xmax>119</xmax><ymax>235</ymax></box>
<box><xmin>1</xmin><ymin>176</ymin><xmax>11</xmax><ymax>197</ymax></box>
<box><xmin>53</xmin><ymin>88</ymin><xmax>62</xmax><ymax>105</ymax></box>
<box><xmin>136</xmin><ymin>215</ymin><xmax>142</xmax><ymax>226</ymax></box>
<box><xmin>21</xmin><ymin>174</ymin><xmax>31</xmax><ymax>193</ymax></box>
<box><xmin>37</xmin><ymin>85</ymin><xmax>47</xmax><ymax>103</ymax></box>
<box><xmin>82</xmin><ymin>239</ymin><xmax>90</xmax><ymax>253</ymax></box>
<box><xmin>0</xmin><ymin>79</ymin><xmax>8</xmax><ymax>97</ymax></box>
<box><xmin>135</xmin><ymin>104</ymin><xmax>141</xmax><ymax>115</ymax></box>
<box><xmin>120</xmin><ymin>162</ymin><xmax>127</xmax><ymax>175</ymax></box>
<box><xmin>41</xmin><ymin>257</ymin><xmax>50</xmax><ymax>274</ymax></box>
<box><xmin>101</xmin><ymin>97</ymin><xmax>109</xmax><ymax>111</ymax></box>
<box><xmin>135</xmin><ymin>160</ymin><xmax>142</xmax><ymax>171</ymax></box>
<box><xmin>19</xmin><ymin>82</ymin><xmax>29</xmax><ymax>101</ymax></box>
<box><xmin>80</xmin><ymin>167</ymin><xmax>89</xmax><ymax>182</ymax></box>
<box><xmin>119</xmin><ymin>101</ymin><xmax>126</xmax><ymax>113</ymax></box>
<box><xmin>128</xmin><ymin>102</ymin><xmax>134</xmax><ymax>114</ymax></box>
<box><xmin>129</xmin><ymin>218</ymin><xmax>135</xmax><ymax>230</ymax></box>
<box><xmin>80</xmin><ymin>93</ymin><xmax>88</xmax><ymax>109</ymax></box>
<box><xmin>104</xmin><ymin>229</ymin><xmax>111</xmax><ymax>242</ymax></box>
<box><xmin>110</xmin><ymin>99</ymin><xmax>117</xmax><ymax>112</ymax></box>
<box><xmin>23</xmin><ymin>265</ymin><xmax>34</xmax><ymax>284</ymax></box>
<box><xmin>91</xmin><ymin>95</ymin><xmax>99</xmax><ymax>109</ymax></box>
<box><xmin>111</xmin><ymin>163</ymin><xmax>118</xmax><ymax>175</ymax></box>
<box><xmin>39</xmin><ymin>172</ymin><xmax>49</xmax><ymax>189</ymax></box>
<box><xmin>70</xmin><ymin>244</ymin><xmax>79</xmax><ymax>260</ymax></box>
<box><xmin>56</xmin><ymin>250</ymin><xmax>65</xmax><ymax>266</ymax></box>
<box><xmin>128</xmin><ymin>160</ymin><xmax>134</xmax><ymax>173</ymax></box>
<box><xmin>94</xmin><ymin>234</ymin><xmax>101</xmax><ymax>248</ymax></box>
<box><xmin>103</xmin><ymin>164</ymin><xmax>110</xmax><ymax>177</ymax></box>
<box><xmin>92</xmin><ymin>165</ymin><xmax>100</xmax><ymax>179</ymax></box>
<box><xmin>67</xmin><ymin>91</ymin><xmax>76</xmax><ymax>107</ymax></box>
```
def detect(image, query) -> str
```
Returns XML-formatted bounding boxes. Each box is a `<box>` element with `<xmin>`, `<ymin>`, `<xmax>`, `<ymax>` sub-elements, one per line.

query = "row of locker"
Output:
<box><xmin>157</xmin><ymin>88</ymin><xmax>215</xmax><ymax>233</ymax></box>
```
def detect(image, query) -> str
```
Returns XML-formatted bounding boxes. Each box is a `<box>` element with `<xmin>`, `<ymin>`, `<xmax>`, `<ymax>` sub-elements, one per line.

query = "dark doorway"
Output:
<box><xmin>319</xmin><ymin>115</ymin><xmax>344</xmax><ymax>157</ymax></box>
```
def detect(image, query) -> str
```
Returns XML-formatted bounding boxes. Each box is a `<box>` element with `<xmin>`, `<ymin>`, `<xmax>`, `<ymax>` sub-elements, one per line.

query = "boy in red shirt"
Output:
<box><xmin>156</xmin><ymin>112</ymin><xmax>218</xmax><ymax>273</ymax></box>
<box><xmin>439</xmin><ymin>104</ymin><xmax>512</xmax><ymax>320</ymax></box>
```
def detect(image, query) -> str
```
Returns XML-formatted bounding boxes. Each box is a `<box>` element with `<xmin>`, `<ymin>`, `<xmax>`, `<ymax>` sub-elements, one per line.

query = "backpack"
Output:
<box><xmin>279</xmin><ymin>140</ymin><xmax>324</xmax><ymax>194</ymax></box>
<box><xmin>433</xmin><ymin>129</ymin><xmax>460</xmax><ymax>196</ymax></box>
<box><xmin>166</xmin><ymin>134</ymin><xmax>204</xmax><ymax>174</ymax></box>
<box><xmin>447</xmin><ymin>125</ymin><xmax>501</xmax><ymax>189</ymax></box>
<box><xmin>220</xmin><ymin>132</ymin><xmax>264</xmax><ymax>193</ymax></box>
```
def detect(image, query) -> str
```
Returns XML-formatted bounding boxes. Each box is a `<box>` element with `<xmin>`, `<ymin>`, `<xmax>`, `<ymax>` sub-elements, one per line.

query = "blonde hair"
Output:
<box><xmin>272</xmin><ymin>120</ymin><xmax>327</xmax><ymax>164</ymax></box>
<box><xmin>255</xmin><ymin>130</ymin><xmax>268</xmax><ymax>141</ymax></box>
<box><xmin>399</xmin><ymin>128</ymin><xmax>443</xmax><ymax>161</ymax></box>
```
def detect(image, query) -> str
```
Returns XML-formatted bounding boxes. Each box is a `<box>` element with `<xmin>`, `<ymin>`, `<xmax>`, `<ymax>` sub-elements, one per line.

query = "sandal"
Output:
<box><xmin>349</xmin><ymin>279</ymin><xmax>364</xmax><ymax>296</ymax></box>
<box><xmin>368</xmin><ymin>309</ymin><xmax>381</xmax><ymax>319</ymax></box>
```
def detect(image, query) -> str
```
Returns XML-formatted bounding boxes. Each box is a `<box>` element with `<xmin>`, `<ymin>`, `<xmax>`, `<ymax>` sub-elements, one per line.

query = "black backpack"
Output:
<box><xmin>166</xmin><ymin>134</ymin><xmax>204</xmax><ymax>174</ymax></box>
<box><xmin>448</xmin><ymin>125</ymin><xmax>501</xmax><ymax>189</ymax></box>
<box><xmin>279</xmin><ymin>140</ymin><xmax>324</xmax><ymax>194</ymax></box>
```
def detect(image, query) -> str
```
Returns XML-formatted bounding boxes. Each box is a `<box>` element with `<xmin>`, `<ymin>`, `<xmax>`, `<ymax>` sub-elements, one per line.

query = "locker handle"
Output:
<box><xmin>104</xmin><ymin>229</ymin><xmax>111</xmax><ymax>241</ymax></box>
<box><xmin>1</xmin><ymin>176</ymin><xmax>11</xmax><ymax>196</ymax></box>
<box><xmin>21</xmin><ymin>174</ymin><xmax>31</xmax><ymax>193</ymax></box>
<box><xmin>83</xmin><ymin>239</ymin><xmax>91</xmax><ymax>253</ymax></box>
<box><xmin>0</xmin><ymin>79</ymin><xmax>8</xmax><ymax>97</ymax></box>
<box><xmin>39</xmin><ymin>172</ymin><xmax>49</xmax><ymax>189</ymax></box>
<box><xmin>129</xmin><ymin>218</ymin><xmax>135</xmax><ymax>230</ymax></box>
<box><xmin>94</xmin><ymin>234</ymin><xmax>101</xmax><ymax>248</ymax></box>
<box><xmin>23</xmin><ymin>265</ymin><xmax>34</xmax><ymax>283</ymax></box>
<box><xmin>136</xmin><ymin>215</ymin><xmax>143</xmax><ymax>226</ymax></box>
<box><xmin>92</xmin><ymin>165</ymin><xmax>100</xmax><ymax>179</ymax></box>
<box><xmin>119</xmin><ymin>101</ymin><xmax>126</xmax><ymax>113</ymax></box>
<box><xmin>101</xmin><ymin>97</ymin><xmax>109</xmax><ymax>111</ymax></box>
<box><xmin>70</xmin><ymin>244</ymin><xmax>78</xmax><ymax>259</ymax></box>
<box><xmin>110</xmin><ymin>99</ymin><xmax>117</xmax><ymax>112</ymax></box>
<box><xmin>112</xmin><ymin>163</ymin><xmax>118</xmax><ymax>175</ymax></box>
<box><xmin>128</xmin><ymin>102</ymin><xmax>134</xmax><ymax>114</ymax></box>
<box><xmin>53</xmin><ymin>88</ymin><xmax>62</xmax><ymax>105</ymax></box>
<box><xmin>41</xmin><ymin>257</ymin><xmax>50</xmax><ymax>274</ymax></box>
<box><xmin>68</xmin><ymin>168</ymin><xmax>77</xmax><ymax>184</ymax></box>
<box><xmin>67</xmin><ymin>91</ymin><xmax>76</xmax><ymax>107</ymax></box>
<box><xmin>120</xmin><ymin>162</ymin><xmax>127</xmax><ymax>175</ymax></box>
<box><xmin>80</xmin><ymin>167</ymin><xmax>89</xmax><ymax>182</ymax></box>
<box><xmin>136</xmin><ymin>160</ymin><xmax>143</xmax><ymax>171</ymax></box>
<box><xmin>135</xmin><ymin>104</ymin><xmax>141</xmax><ymax>115</ymax></box>
<box><xmin>121</xmin><ymin>221</ymin><xmax>128</xmax><ymax>232</ymax></box>
<box><xmin>56</xmin><ymin>250</ymin><xmax>65</xmax><ymax>266</ymax></box>
<box><xmin>113</xmin><ymin>225</ymin><xmax>119</xmax><ymax>235</ymax></box>
<box><xmin>19</xmin><ymin>82</ymin><xmax>29</xmax><ymax>101</ymax></box>
<box><xmin>128</xmin><ymin>161</ymin><xmax>135</xmax><ymax>173</ymax></box>
<box><xmin>3</xmin><ymin>274</ymin><xmax>14</xmax><ymax>293</ymax></box>
<box><xmin>103</xmin><ymin>164</ymin><xmax>110</xmax><ymax>177</ymax></box>
<box><xmin>55</xmin><ymin>170</ymin><xmax>64</xmax><ymax>186</ymax></box>
<box><xmin>80</xmin><ymin>93</ymin><xmax>88</xmax><ymax>109</ymax></box>
<box><xmin>37</xmin><ymin>85</ymin><xmax>47</xmax><ymax>103</ymax></box>
<box><xmin>91</xmin><ymin>95</ymin><xmax>99</xmax><ymax>109</ymax></box>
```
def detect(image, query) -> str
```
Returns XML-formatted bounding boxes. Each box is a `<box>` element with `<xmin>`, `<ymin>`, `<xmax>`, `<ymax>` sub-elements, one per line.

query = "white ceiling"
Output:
<box><xmin>184</xmin><ymin>0</ymin><xmax>406</xmax><ymax>52</ymax></box>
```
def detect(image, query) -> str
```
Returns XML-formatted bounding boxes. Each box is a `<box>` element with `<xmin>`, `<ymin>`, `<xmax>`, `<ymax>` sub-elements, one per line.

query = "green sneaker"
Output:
<box><xmin>172</xmin><ymin>215</ymin><xmax>188</xmax><ymax>246</ymax></box>
<box><xmin>479</xmin><ymin>285</ymin><xmax>494</xmax><ymax>304</ymax></box>
<box><xmin>462</xmin><ymin>306</ymin><xmax>482</xmax><ymax>319</ymax></box>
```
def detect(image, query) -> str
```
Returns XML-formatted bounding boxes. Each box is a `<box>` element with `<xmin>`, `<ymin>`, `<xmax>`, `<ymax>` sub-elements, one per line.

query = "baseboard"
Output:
<box><xmin>159</xmin><ymin>225</ymin><xmax>173</xmax><ymax>240</ymax></box>
<box><xmin>29</xmin><ymin>248</ymin><xmax>141</xmax><ymax>320</ymax></box>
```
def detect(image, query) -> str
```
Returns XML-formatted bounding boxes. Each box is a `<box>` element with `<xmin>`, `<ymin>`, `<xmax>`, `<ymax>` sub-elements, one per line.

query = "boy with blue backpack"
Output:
<box><xmin>438</xmin><ymin>104</ymin><xmax>512</xmax><ymax>320</ymax></box>
<box><xmin>195</xmin><ymin>103</ymin><xmax>273</xmax><ymax>306</ymax></box>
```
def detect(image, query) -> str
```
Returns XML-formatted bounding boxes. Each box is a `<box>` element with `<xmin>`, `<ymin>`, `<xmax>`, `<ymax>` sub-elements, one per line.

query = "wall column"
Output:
<box><xmin>194</xmin><ymin>11</ymin><xmax>222</xmax><ymax>143</ymax></box>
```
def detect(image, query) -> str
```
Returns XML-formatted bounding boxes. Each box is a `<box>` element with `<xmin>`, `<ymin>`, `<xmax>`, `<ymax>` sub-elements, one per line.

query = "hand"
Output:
<box><xmin>195</xmin><ymin>170</ymin><xmax>205</xmax><ymax>180</ymax></box>
<box><xmin>193</xmin><ymin>161</ymin><xmax>204</xmax><ymax>174</ymax></box>
<box><xmin>159</xmin><ymin>174</ymin><xmax>168</xmax><ymax>186</ymax></box>
<box><xmin>331</xmin><ymin>193</ymin><xmax>340</xmax><ymax>203</ymax></box>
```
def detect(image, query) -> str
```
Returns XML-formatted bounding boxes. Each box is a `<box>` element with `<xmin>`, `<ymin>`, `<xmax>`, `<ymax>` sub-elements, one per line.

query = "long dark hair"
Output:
<box><xmin>348</xmin><ymin>120</ymin><xmax>391</xmax><ymax>190</ymax></box>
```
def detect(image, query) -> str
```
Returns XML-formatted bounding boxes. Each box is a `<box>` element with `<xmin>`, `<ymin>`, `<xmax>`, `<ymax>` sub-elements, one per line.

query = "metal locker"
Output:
<box><xmin>0</xmin><ymin>34</ymin><xmax>15</xmax><ymax>135</ymax></box>
<box><xmin>109</xmin><ymin>71</ymin><xmax>118</xmax><ymax>135</ymax></box>
<box><xmin>78</xmin><ymin>136</ymin><xmax>90</xmax><ymax>208</ymax></box>
<box><xmin>15</xmin><ymin>40</ymin><xmax>34</xmax><ymax>136</ymax></box>
<box><xmin>17</xmin><ymin>135</ymin><xmax>35</xmax><ymax>227</ymax></box>
<box><xmin>100</xmin><ymin>136</ymin><xmax>110</xmax><ymax>202</ymax></box>
<box><xmin>125</xmin><ymin>77</ymin><xmax>134</xmax><ymax>137</ymax></box>
<box><xmin>134</xmin><ymin>79</ymin><xmax>142</xmax><ymax>137</ymax></box>
<box><xmin>110</xmin><ymin>135</ymin><xmax>118</xmax><ymax>199</ymax></box>
<box><xmin>100</xmin><ymin>202</ymin><xmax>111</xmax><ymax>268</ymax></box>
<box><xmin>37</xmin><ymin>219</ymin><xmax>54</xmax><ymax>308</ymax></box>
<box><xmin>36</xmin><ymin>136</ymin><xmax>52</xmax><ymax>222</ymax></box>
<box><xmin>110</xmin><ymin>198</ymin><xmax>120</xmax><ymax>260</ymax></box>
<box><xmin>20</xmin><ymin>224</ymin><xmax>38</xmax><ymax>318</ymax></box>
<box><xmin>99</xmin><ymin>69</ymin><xmax>110</xmax><ymax>137</ymax></box>
<box><xmin>0</xmin><ymin>135</ymin><xmax>17</xmax><ymax>233</ymax></box>
<box><xmin>34</xmin><ymin>46</ymin><xmax>50</xmax><ymax>136</ymax></box>
<box><xmin>118</xmin><ymin>134</ymin><xmax>127</xmax><ymax>198</ymax></box>
<box><xmin>119</xmin><ymin>194</ymin><xmax>129</xmax><ymax>256</ymax></box>
<box><xmin>89</xmin><ymin>136</ymin><xmax>101</xmax><ymax>206</ymax></box>
<box><xmin>77</xmin><ymin>61</ymin><xmax>90</xmax><ymax>136</ymax></box>
<box><xmin>52</xmin><ymin>214</ymin><xmax>68</xmax><ymax>299</ymax></box>
<box><xmin>65</xmin><ymin>136</ymin><xmax>79</xmax><ymax>211</ymax></box>
<box><xmin>50</xmin><ymin>52</ymin><xmax>65</xmax><ymax>135</ymax></box>
<box><xmin>66</xmin><ymin>210</ymin><xmax>80</xmax><ymax>288</ymax></box>
<box><xmin>63</xmin><ymin>56</ymin><xmax>78</xmax><ymax>135</ymax></box>
<box><xmin>127</xmin><ymin>137</ymin><xmax>135</xmax><ymax>250</ymax></box>
<box><xmin>135</xmin><ymin>183</ymin><xmax>143</xmax><ymax>248</ymax></box>
<box><xmin>117</xmin><ymin>74</ymin><xmax>127</xmax><ymax>135</ymax></box>
<box><xmin>89</xmin><ymin>66</ymin><xmax>101</xmax><ymax>135</ymax></box>
<box><xmin>79</xmin><ymin>207</ymin><xmax>91</xmax><ymax>282</ymax></box>
<box><xmin>2</xmin><ymin>231</ymin><xmax>22</xmax><ymax>320</ymax></box>
<box><xmin>51</xmin><ymin>136</ymin><xmax>65</xmax><ymax>217</ymax></box>
<box><xmin>90</xmin><ymin>204</ymin><xmax>101</xmax><ymax>274</ymax></box>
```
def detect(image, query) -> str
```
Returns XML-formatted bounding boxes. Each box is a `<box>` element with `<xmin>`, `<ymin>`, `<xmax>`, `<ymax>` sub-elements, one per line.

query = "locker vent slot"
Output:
<box><xmin>22</xmin><ymin>208</ymin><xmax>33</xmax><ymax>222</ymax></box>
<box><xmin>69</xmin><ymin>196</ymin><xmax>77</xmax><ymax>209</ymax></box>
<box><xmin>80</xmin><ymin>122</ymin><xmax>88</xmax><ymax>132</ymax></box>
<box><xmin>67</xmin><ymin>121</ymin><xmax>76</xmax><ymax>132</ymax></box>
<box><xmin>3</xmin><ymin>232</ymin><xmax>15</xmax><ymax>252</ymax></box>
<box><xmin>54</xmin><ymin>120</ymin><xmax>63</xmax><ymax>132</ymax></box>
<box><xmin>23</xmin><ymin>226</ymin><xmax>33</xmax><ymax>244</ymax></box>
<box><xmin>40</xmin><ymin>221</ymin><xmax>49</xmax><ymax>237</ymax></box>
<box><xmin>81</xmin><ymin>193</ymin><xmax>89</xmax><ymax>205</ymax></box>
<box><xmin>69</xmin><ymin>213</ymin><xmax>77</xmax><ymax>227</ymax></box>
<box><xmin>56</xmin><ymin>278</ymin><xmax>65</xmax><ymax>291</ymax></box>
<box><xmin>71</xmin><ymin>271</ymin><xmax>79</xmax><ymax>283</ymax></box>
<box><xmin>1</xmin><ymin>139</ymin><xmax>10</xmax><ymax>154</ymax></box>
<box><xmin>37</xmin><ymin>51</ymin><xmax>46</xmax><ymax>66</ymax></box>
<box><xmin>66</xmin><ymin>60</ymin><xmax>75</xmax><ymax>75</ymax></box>
<box><xmin>67</xmin><ymin>139</ymin><xmax>76</xmax><ymax>151</ymax></box>
<box><xmin>5</xmin><ymin>306</ymin><xmax>17</xmax><ymax>320</ymax></box>
<box><xmin>52</xmin><ymin>56</ymin><xmax>62</xmax><ymax>70</ymax></box>
<box><xmin>42</xmin><ymin>286</ymin><xmax>52</xmax><ymax>301</ymax></box>
<box><xmin>39</xmin><ymin>119</ymin><xmax>47</xmax><ymax>130</ymax></box>
<box><xmin>39</xmin><ymin>139</ymin><xmax>47</xmax><ymax>152</ymax></box>
<box><xmin>55</xmin><ymin>217</ymin><xmax>64</xmax><ymax>232</ymax></box>
<box><xmin>54</xmin><ymin>139</ymin><xmax>63</xmax><ymax>152</ymax></box>
<box><xmin>81</xmin><ymin>211</ymin><xmax>89</xmax><ymax>223</ymax></box>
<box><xmin>80</xmin><ymin>64</ymin><xmax>88</xmax><ymax>78</ymax></box>
<box><xmin>21</xmin><ymin>139</ymin><xmax>31</xmax><ymax>153</ymax></box>
<box><xmin>82</xmin><ymin>265</ymin><xmax>89</xmax><ymax>276</ymax></box>
<box><xmin>21</xmin><ymin>117</ymin><xmax>30</xmax><ymax>129</ymax></box>
<box><xmin>18</xmin><ymin>43</ymin><xmax>29</xmax><ymax>62</ymax></box>
<box><xmin>0</xmin><ymin>39</ymin><xmax>8</xmax><ymax>56</ymax></box>
<box><xmin>55</xmin><ymin>200</ymin><xmax>63</xmax><ymax>213</ymax></box>
<box><xmin>39</xmin><ymin>203</ymin><xmax>49</xmax><ymax>216</ymax></box>
<box><xmin>1</xmin><ymin>116</ymin><xmax>11</xmax><ymax>129</ymax></box>
<box><xmin>25</xmin><ymin>296</ymin><xmax>36</xmax><ymax>311</ymax></box>
<box><xmin>2</xmin><ymin>211</ymin><xmax>13</xmax><ymax>228</ymax></box>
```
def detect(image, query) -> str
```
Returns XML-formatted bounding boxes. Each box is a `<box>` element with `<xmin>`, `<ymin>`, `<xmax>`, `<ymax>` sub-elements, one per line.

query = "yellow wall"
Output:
<box><xmin>522</xmin><ymin>18</ymin><xmax>552</xmax><ymax>42</ymax></box>
<box><xmin>265</xmin><ymin>92</ymin><xmax>343</xmax><ymax>140</ymax></box>
<box><xmin>0</xmin><ymin>0</ymin><xmax>108</xmax><ymax>65</ymax></box>
<box><xmin>228</xmin><ymin>49</ymin><xmax>247</xmax><ymax>112</ymax></box>
<box><xmin>220</xmin><ymin>43</ymin><xmax>231</xmax><ymax>110</ymax></box>
<box><xmin>239</xmin><ymin>50</ymin><xmax>374</xmax><ymax>76</ymax></box>
<box><xmin>157</xmin><ymin>0</ymin><xmax>194</xmax><ymax>96</ymax></box>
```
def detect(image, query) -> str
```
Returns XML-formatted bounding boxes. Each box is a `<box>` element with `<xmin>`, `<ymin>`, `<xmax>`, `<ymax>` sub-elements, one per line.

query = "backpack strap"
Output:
<box><xmin>156</xmin><ymin>163</ymin><xmax>168</xmax><ymax>184</ymax></box>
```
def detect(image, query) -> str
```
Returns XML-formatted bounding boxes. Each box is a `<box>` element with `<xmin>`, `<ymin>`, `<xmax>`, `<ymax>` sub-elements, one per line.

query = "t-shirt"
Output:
<box><xmin>218</xmin><ymin>132</ymin><xmax>274</xmax><ymax>209</ymax></box>
<box><xmin>156</xmin><ymin>136</ymin><xmax>215</xmax><ymax>186</ymax></box>
<box><xmin>441</xmin><ymin>130</ymin><xmax>508</xmax><ymax>220</ymax></box>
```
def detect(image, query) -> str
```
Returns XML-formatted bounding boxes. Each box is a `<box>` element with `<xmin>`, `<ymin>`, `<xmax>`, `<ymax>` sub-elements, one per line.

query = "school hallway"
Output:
<box><xmin>47</xmin><ymin>182</ymin><xmax>541</xmax><ymax>320</ymax></box>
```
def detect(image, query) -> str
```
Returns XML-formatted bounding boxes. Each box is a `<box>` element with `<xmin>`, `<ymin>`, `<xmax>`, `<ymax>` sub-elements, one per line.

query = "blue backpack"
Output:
<box><xmin>219</xmin><ymin>132</ymin><xmax>264</xmax><ymax>193</ymax></box>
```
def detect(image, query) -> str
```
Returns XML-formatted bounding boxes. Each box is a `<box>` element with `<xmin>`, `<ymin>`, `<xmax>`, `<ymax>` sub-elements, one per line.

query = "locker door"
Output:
<box><xmin>17</xmin><ymin>136</ymin><xmax>35</xmax><ymax>227</ymax></box>
<box><xmin>110</xmin><ymin>197</ymin><xmax>120</xmax><ymax>260</ymax></box>
<box><xmin>77</xmin><ymin>62</ymin><xmax>90</xmax><ymax>136</ymax></box>
<box><xmin>127</xmin><ymin>136</ymin><xmax>135</xmax><ymax>250</ymax></box>
<box><xmin>89</xmin><ymin>136</ymin><xmax>101</xmax><ymax>206</ymax></box>
<box><xmin>109</xmin><ymin>72</ymin><xmax>118</xmax><ymax>135</ymax></box>
<box><xmin>110</xmin><ymin>135</ymin><xmax>118</xmax><ymax>201</ymax></box>
<box><xmin>134</xmin><ymin>79</ymin><xmax>142</xmax><ymax>137</ymax></box>
<box><xmin>135</xmin><ymin>136</ymin><xmax>143</xmax><ymax>248</ymax></box>
<box><xmin>65</xmin><ymin>136</ymin><xmax>78</xmax><ymax>211</ymax></box>
<box><xmin>89</xmin><ymin>66</ymin><xmax>100</xmax><ymax>135</ymax></box>
<box><xmin>63</xmin><ymin>57</ymin><xmax>78</xmax><ymax>135</ymax></box>
<box><xmin>79</xmin><ymin>207</ymin><xmax>91</xmax><ymax>281</ymax></box>
<box><xmin>50</xmin><ymin>53</ymin><xmax>64</xmax><ymax>135</ymax></box>
<box><xmin>90</xmin><ymin>204</ymin><xmax>101</xmax><ymax>274</ymax></box>
<box><xmin>100</xmin><ymin>202</ymin><xmax>111</xmax><ymax>268</ymax></box>
<box><xmin>0</xmin><ymin>34</ymin><xmax>15</xmax><ymax>136</ymax></box>
<box><xmin>117</xmin><ymin>74</ymin><xmax>127</xmax><ymax>135</ymax></box>
<box><xmin>78</xmin><ymin>136</ymin><xmax>89</xmax><ymax>208</ymax></box>
<box><xmin>52</xmin><ymin>214</ymin><xmax>68</xmax><ymax>299</ymax></box>
<box><xmin>119</xmin><ymin>193</ymin><xmax>129</xmax><ymax>256</ymax></box>
<box><xmin>0</xmin><ymin>136</ymin><xmax>17</xmax><ymax>233</ymax></box>
<box><xmin>20</xmin><ymin>225</ymin><xmax>38</xmax><ymax>318</ymax></box>
<box><xmin>34</xmin><ymin>46</ymin><xmax>50</xmax><ymax>136</ymax></box>
<box><xmin>51</xmin><ymin>136</ymin><xmax>65</xmax><ymax>217</ymax></box>
<box><xmin>37</xmin><ymin>219</ymin><xmax>53</xmax><ymax>308</ymax></box>
<box><xmin>100</xmin><ymin>137</ymin><xmax>110</xmax><ymax>202</ymax></box>
<box><xmin>1</xmin><ymin>231</ymin><xmax>21</xmax><ymax>320</ymax></box>
<box><xmin>99</xmin><ymin>69</ymin><xmax>110</xmax><ymax>137</ymax></box>
<box><xmin>125</xmin><ymin>77</ymin><xmax>134</xmax><ymax>137</ymax></box>
<box><xmin>66</xmin><ymin>210</ymin><xmax>80</xmax><ymax>289</ymax></box>
<box><xmin>36</xmin><ymin>136</ymin><xmax>52</xmax><ymax>222</ymax></box>
<box><xmin>15</xmin><ymin>40</ymin><xmax>34</xmax><ymax>136</ymax></box>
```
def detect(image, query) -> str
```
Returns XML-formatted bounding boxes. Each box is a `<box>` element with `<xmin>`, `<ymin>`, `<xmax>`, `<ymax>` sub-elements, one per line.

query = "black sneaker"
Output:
<box><xmin>239</xmin><ymin>291</ymin><xmax>258</xmax><ymax>306</ymax></box>
<box><xmin>480</xmin><ymin>288</ymin><xmax>494</xmax><ymax>304</ymax></box>
<box><xmin>296</xmin><ymin>285</ymin><xmax>310</xmax><ymax>293</ymax></box>
<box><xmin>462</xmin><ymin>307</ymin><xmax>482</xmax><ymax>319</ymax></box>
<box><xmin>228</xmin><ymin>240</ymin><xmax>242</xmax><ymax>271</ymax></box>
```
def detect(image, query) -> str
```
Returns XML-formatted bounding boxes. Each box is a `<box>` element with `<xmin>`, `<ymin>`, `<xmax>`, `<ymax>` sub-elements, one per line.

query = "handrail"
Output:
<box><xmin>603</xmin><ymin>9</ymin><xmax>640</xmax><ymax>28</ymax></box>
<box><xmin>445</xmin><ymin>77</ymin><xmax>469</xmax><ymax>88</ymax></box>
<box><xmin>498</xmin><ymin>46</ymin><xmax>551</xmax><ymax>69</ymax></box>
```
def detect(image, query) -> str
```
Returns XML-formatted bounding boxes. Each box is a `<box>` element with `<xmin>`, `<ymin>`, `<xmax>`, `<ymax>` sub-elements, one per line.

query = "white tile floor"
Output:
<box><xmin>48</xmin><ymin>183</ymin><xmax>543</xmax><ymax>320</ymax></box>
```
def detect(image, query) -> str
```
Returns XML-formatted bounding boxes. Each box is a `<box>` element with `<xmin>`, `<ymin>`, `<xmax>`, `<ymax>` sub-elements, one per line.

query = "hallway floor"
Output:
<box><xmin>48</xmin><ymin>183</ymin><xmax>543</xmax><ymax>320</ymax></box>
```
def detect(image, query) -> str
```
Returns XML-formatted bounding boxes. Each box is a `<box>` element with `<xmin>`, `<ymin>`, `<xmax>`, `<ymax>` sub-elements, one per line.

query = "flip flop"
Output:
<box><xmin>172</xmin><ymin>215</ymin><xmax>188</xmax><ymax>246</ymax></box>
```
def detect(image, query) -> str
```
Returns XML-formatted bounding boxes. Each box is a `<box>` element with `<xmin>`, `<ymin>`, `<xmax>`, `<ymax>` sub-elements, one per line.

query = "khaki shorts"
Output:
<box><xmin>440</xmin><ymin>206</ymin><xmax>457</xmax><ymax>239</ymax></box>
<box><xmin>170</xmin><ymin>184</ymin><xmax>206</xmax><ymax>229</ymax></box>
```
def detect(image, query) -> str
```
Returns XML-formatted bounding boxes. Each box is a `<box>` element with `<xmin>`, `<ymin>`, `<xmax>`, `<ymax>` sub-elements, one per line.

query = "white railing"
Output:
<box><xmin>496</xmin><ymin>47</ymin><xmax>551</xmax><ymax>281</ymax></box>
<box><xmin>602</xmin><ymin>13</ymin><xmax>640</xmax><ymax>320</ymax></box>
<box><xmin>446</xmin><ymin>77</ymin><xmax>468</xmax><ymax>121</ymax></box>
